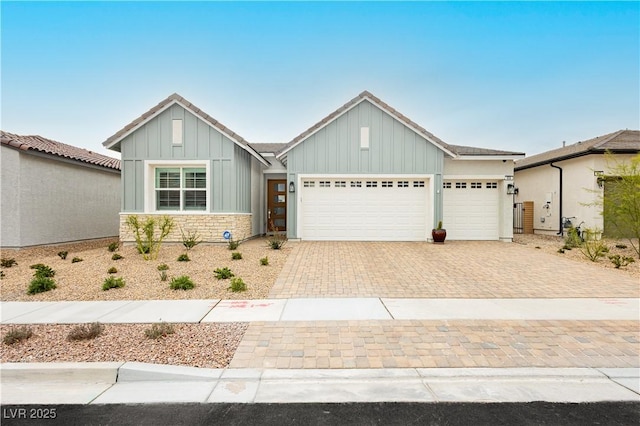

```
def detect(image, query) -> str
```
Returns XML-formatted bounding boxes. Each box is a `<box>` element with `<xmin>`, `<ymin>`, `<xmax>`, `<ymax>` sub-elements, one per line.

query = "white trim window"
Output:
<box><xmin>147</xmin><ymin>162</ymin><xmax>209</xmax><ymax>212</ymax></box>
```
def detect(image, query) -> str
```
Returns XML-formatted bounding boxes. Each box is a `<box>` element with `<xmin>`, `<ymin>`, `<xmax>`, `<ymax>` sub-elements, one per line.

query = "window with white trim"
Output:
<box><xmin>471</xmin><ymin>182</ymin><xmax>482</xmax><ymax>189</ymax></box>
<box><xmin>172</xmin><ymin>119</ymin><xmax>183</xmax><ymax>145</ymax></box>
<box><xmin>350</xmin><ymin>181</ymin><xmax>362</xmax><ymax>188</ymax></box>
<box><xmin>335</xmin><ymin>181</ymin><xmax>346</xmax><ymax>188</ymax></box>
<box><xmin>381</xmin><ymin>181</ymin><xmax>393</xmax><ymax>188</ymax></box>
<box><xmin>443</xmin><ymin>182</ymin><xmax>452</xmax><ymax>189</ymax></box>
<box><xmin>155</xmin><ymin>167</ymin><xmax>206</xmax><ymax>211</ymax></box>
<box><xmin>397</xmin><ymin>181</ymin><xmax>409</xmax><ymax>188</ymax></box>
<box><xmin>303</xmin><ymin>181</ymin><xmax>315</xmax><ymax>187</ymax></box>
<box><xmin>366</xmin><ymin>181</ymin><xmax>378</xmax><ymax>188</ymax></box>
<box><xmin>455</xmin><ymin>182</ymin><xmax>467</xmax><ymax>189</ymax></box>
<box><xmin>486</xmin><ymin>182</ymin><xmax>498</xmax><ymax>189</ymax></box>
<box><xmin>413</xmin><ymin>181</ymin><xmax>425</xmax><ymax>187</ymax></box>
<box><xmin>319</xmin><ymin>181</ymin><xmax>330</xmax><ymax>188</ymax></box>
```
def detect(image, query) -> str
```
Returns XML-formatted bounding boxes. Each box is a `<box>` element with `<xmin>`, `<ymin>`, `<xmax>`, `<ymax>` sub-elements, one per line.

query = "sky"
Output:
<box><xmin>1</xmin><ymin>1</ymin><xmax>639</xmax><ymax>159</ymax></box>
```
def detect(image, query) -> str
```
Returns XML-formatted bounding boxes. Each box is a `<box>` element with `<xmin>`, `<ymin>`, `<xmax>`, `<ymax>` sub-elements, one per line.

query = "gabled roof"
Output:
<box><xmin>102</xmin><ymin>93</ymin><xmax>269</xmax><ymax>167</ymax></box>
<box><xmin>276</xmin><ymin>91</ymin><xmax>458</xmax><ymax>159</ymax></box>
<box><xmin>1</xmin><ymin>130</ymin><xmax>120</xmax><ymax>170</ymax></box>
<box><xmin>515</xmin><ymin>130</ymin><xmax>640</xmax><ymax>171</ymax></box>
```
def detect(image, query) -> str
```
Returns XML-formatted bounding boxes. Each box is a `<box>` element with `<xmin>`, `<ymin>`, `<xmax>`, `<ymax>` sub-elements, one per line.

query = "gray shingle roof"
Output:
<box><xmin>1</xmin><ymin>131</ymin><xmax>120</xmax><ymax>170</ymax></box>
<box><xmin>450</xmin><ymin>144</ymin><xmax>524</xmax><ymax>156</ymax></box>
<box><xmin>249</xmin><ymin>143</ymin><xmax>288</xmax><ymax>154</ymax></box>
<box><xmin>515</xmin><ymin>130</ymin><xmax>640</xmax><ymax>170</ymax></box>
<box><xmin>102</xmin><ymin>93</ymin><xmax>269</xmax><ymax>166</ymax></box>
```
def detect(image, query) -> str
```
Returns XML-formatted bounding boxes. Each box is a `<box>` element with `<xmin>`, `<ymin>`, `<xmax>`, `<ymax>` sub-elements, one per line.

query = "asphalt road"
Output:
<box><xmin>1</xmin><ymin>402</ymin><xmax>639</xmax><ymax>426</ymax></box>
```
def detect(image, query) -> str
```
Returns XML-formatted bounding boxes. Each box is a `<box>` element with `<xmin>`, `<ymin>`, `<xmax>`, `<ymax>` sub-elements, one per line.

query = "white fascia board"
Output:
<box><xmin>103</xmin><ymin>101</ymin><xmax>177</xmax><ymax>150</ymax></box>
<box><xmin>454</xmin><ymin>155</ymin><xmax>525</xmax><ymax>161</ymax></box>
<box><xmin>443</xmin><ymin>174</ymin><xmax>508</xmax><ymax>180</ymax></box>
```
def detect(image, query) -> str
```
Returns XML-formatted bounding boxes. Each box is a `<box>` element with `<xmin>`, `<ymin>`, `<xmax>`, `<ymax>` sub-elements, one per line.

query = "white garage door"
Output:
<box><xmin>300</xmin><ymin>178</ymin><xmax>428</xmax><ymax>241</ymax></box>
<box><xmin>443</xmin><ymin>180</ymin><xmax>500</xmax><ymax>240</ymax></box>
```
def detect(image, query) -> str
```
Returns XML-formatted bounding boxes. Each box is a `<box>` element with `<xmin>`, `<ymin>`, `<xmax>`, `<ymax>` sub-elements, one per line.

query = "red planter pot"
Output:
<box><xmin>432</xmin><ymin>229</ymin><xmax>447</xmax><ymax>243</ymax></box>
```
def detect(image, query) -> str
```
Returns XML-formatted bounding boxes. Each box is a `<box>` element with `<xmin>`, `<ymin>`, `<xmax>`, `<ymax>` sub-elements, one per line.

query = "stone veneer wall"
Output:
<box><xmin>119</xmin><ymin>213</ymin><xmax>253</xmax><ymax>243</ymax></box>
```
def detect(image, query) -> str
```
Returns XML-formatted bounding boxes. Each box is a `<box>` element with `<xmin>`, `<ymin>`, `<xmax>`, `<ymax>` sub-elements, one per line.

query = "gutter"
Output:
<box><xmin>550</xmin><ymin>163</ymin><xmax>563</xmax><ymax>236</ymax></box>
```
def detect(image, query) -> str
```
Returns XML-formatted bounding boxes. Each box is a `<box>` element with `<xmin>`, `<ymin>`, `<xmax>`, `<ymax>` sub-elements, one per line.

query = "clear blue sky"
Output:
<box><xmin>2</xmin><ymin>1</ymin><xmax>639</xmax><ymax>158</ymax></box>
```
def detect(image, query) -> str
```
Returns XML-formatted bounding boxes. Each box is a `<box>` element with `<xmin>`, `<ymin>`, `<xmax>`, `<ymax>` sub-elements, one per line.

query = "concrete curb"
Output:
<box><xmin>1</xmin><ymin>363</ymin><xmax>639</xmax><ymax>404</ymax></box>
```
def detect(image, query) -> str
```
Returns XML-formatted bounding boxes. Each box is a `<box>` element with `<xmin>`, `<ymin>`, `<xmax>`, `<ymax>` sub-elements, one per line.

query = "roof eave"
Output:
<box><xmin>455</xmin><ymin>154</ymin><xmax>526</xmax><ymax>161</ymax></box>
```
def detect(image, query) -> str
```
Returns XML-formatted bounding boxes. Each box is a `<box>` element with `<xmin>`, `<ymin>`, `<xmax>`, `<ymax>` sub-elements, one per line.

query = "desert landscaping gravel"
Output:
<box><xmin>1</xmin><ymin>234</ymin><xmax>637</xmax><ymax>368</ymax></box>
<box><xmin>1</xmin><ymin>323</ymin><xmax>247</xmax><ymax>368</ymax></box>
<box><xmin>0</xmin><ymin>237</ymin><xmax>291</xmax><ymax>301</ymax></box>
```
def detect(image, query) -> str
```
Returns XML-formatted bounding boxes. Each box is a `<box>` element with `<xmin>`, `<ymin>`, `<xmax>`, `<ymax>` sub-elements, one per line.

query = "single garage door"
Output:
<box><xmin>443</xmin><ymin>180</ymin><xmax>500</xmax><ymax>240</ymax></box>
<box><xmin>300</xmin><ymin>178</ymin><xmax>428</xmax><ymax>241</ymax></box>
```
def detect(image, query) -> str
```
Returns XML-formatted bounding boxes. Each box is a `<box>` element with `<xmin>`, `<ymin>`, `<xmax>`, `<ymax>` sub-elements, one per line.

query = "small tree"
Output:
<box><xmin>126</xmin><ymin>215</ymin><xmax>174</xmax><ymax>260</ymax></box>
<box><xmin>594</xmin><ymin>153</ymin><xmax>640</xmax><ymax>258</ymax></box>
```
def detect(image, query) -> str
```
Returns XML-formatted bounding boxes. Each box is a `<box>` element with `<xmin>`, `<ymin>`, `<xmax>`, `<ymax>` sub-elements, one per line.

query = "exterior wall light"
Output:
<box><xmin>289</xmin><ymin>181</ymin><xmax>295</xmax><ymax>193</ymax></box>
<box><xmin>507</xmin><ymin>183</ymin><xmax>518</xmax><ymax>195</ymax></box>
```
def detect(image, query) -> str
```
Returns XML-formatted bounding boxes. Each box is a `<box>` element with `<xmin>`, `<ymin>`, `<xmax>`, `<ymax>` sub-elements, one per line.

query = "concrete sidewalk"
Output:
<box><xmin>2</xmin><ymin>297</ymin><xmax>639</xmax><ymax>323</ymax></box>
<box><xmin>1</xmin><ymin>298</ymin><xmax>638</xmax><ymax>405</ymax></box>
<box><xmin>1</xmin><ymin>362</ymin><xmax>639</xmax><ymax>404</ymax></box>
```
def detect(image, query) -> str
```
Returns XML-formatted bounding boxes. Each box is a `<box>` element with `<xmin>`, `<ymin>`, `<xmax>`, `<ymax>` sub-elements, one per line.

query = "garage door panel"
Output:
<box><xmin>301</xmin><ymin>178</ymin><xmax>428</xmax><ymax>241</ymax></box>
<box><xmin>443</xmin><ymin>181</ymin><xmax>500</xmax><ymax>240</ymax></box>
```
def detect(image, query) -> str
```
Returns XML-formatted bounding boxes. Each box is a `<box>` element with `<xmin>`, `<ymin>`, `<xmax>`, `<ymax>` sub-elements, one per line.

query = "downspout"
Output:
<box><xmin>550</xmin><ymin>162</ymin><xmax>563</xmax><ymax>235</ymax></box>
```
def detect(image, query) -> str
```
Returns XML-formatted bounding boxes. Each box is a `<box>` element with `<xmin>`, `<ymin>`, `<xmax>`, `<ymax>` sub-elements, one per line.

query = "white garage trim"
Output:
<box><xmin>296</xmin><ymin>174</ymin><xmax>434</xmax><ymax>241</ymax></box>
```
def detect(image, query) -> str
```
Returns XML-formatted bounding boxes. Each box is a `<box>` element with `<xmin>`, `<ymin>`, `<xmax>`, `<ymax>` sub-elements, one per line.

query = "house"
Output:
<box><xmin>513</xmin><ymin>129</ymin><xmax>640</xmax><ymax>236</ymax></box>
<box><xmin>1</xmin><ymin>131</ymin><xmax>121</xmax><ymax>248</ymax></box>
<box><xmin>103</xmin><ymin>91</ymin><xmax>524</xmax><ymax>243</ymax></box>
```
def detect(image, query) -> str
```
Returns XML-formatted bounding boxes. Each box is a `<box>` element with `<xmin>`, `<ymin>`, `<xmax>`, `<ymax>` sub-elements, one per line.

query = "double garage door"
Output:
<box><xmin>299</xmin><ymin>177</ymin><xmax>500</xmax><ymax>241</ymax></box>
<box><xmin>300</xmin><ymin>178</ymin><xmax>428</xmax><ymax>241</ymax></box>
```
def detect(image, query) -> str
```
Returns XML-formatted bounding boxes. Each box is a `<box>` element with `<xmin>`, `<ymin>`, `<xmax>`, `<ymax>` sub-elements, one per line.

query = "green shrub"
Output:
<box><xmin>228</xmin><ymin>277</ymin><xmax>247</xmax><ymax>292</ymax></box>
<box><xmin>260</xmin><ymin>256</ymin><xmax>269</xmax><ymax>266</ymax></box>
<box><xmin>71</xmin><ymin>257</ymin><xmax>83</xmax><ymax>263</ymax></box>
<box><xmin>107</xmin><ymin>242</ymin><xmax>119</xmax><ymax>252</ymax></box>
<box><xmin>214</xmin><ymin>267</ymin><xmax>234</xmax><ymax>280</ymax></box>
<box><xmin>580</xmin><ymin>239</ymin><xmax>609</xmax><ymax>262</ymax></box>
<box><xmin>157</xmin><ymin>263</ymin><xmax>169</xmax><ymax>271</ymax></box>
<box><xmin>67</xmin><ymin>322</ymin><xmax>104</xmax><ymax>341</ymax></box>
<box><xmin>0</xmin><ymin>258</ymin><xmax>17</xmax><ymax>268</ymax></box>
<box><xmin>107</xmin><ymin>267</ymin><xmax>118</xmax><ymax>274</ymax></box>
<box><xmin>57</xmin><ymin>251</ymin><xmax>68</xmax><ymax>260</ymax></box>
<box><xmin>609</xmin><ymin>254</ymin><xmax>635</xmax><ymax>269</ymax></box>
<box><xmin>102</xmin><ymin>276</ymin><xmax>125</xmax><ymax>291</ymax></box>
<box><xmin>30</xmin><ymin>264</ymin><xmax>55</xmax><ymax>278</ymax></box>
<box><xmin>231</xmin><ymin>252</ymin><xmax>242</xmax><ymax>260</ymax></box>
<box><xmin>3</xmin><ymin>326</ymin><xmax>33</xmax><ymax>345</ymax></box>
<box><xmin>111</xmin><ymin>253</ymin><xmax>124</xmax><ymax>261</ymax></box>
<box><xmin>228</xmin><ymin>239</ymin><xmax>240</xmax><ymax>250</ymax></box>
<box><xmin>144</xmin><ymin>322</ymin><xmax>175</xmax><ymax>340</ymax></box>
<box><xmin>564</xmin><ymin>227</ymin><xmax>582</xmax><ymax>248</ymax></box>
<box><xmin>27</xmin><ymin>277</ymin><xmax>57</xmax><ymax>295</ymax></box>
<box><xmin>177</xmin><ymin>253</ymin><xmax>190</xmax><ymax>262</ymax></box>
<box><xmin>126</xmin><ymin>215</ymin><xmax>174</xmax><ymax>260</ymax></box>
<box><xmin>170</xmin><ymin>275</ymin><xmax>195</xmax><ymax>290</ymax></box>
<box><xmin>159</xmin><ymin>270</ymin><xmax>168</xmax><ymax>281</ymax></box>
<box><xmin>180</xmin><ymin>227</ymin><xmax>202</xmax><ymax>251</ymax></box>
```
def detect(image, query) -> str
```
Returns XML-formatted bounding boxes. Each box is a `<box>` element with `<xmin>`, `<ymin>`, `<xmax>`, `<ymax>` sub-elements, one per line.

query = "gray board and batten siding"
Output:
<box><xmin>119</xmin><ymin>103</ymin><xmax>252</xmax><ymax>213</ymax></box>
<box><xmin>284</xmin><ymin>99</ymin><xmax>445</xmax><ymax>238</ymax></box>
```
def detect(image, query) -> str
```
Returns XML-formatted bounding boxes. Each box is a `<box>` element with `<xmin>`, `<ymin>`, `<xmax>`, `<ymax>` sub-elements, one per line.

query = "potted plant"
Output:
<box><xmin>432</xmin><ymin>220</ymin><xmax>446</xmax><ymax>243</ymax></box>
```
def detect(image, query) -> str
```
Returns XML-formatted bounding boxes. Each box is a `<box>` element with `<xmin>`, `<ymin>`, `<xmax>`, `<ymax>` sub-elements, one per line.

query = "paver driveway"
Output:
<box><xmin>269</xmin><ymin>241</ymin><xmax>639</xmax><ymax>298</ymax></box>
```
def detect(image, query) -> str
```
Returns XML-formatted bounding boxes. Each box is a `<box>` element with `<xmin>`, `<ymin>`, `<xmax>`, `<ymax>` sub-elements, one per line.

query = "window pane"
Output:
<box><xmin>157</xmin><ymin>190</ymin><xmax>180</xmax><ymax>210</ymax></box>
<box><xmin>184</xmin><ymin>190</ymin><xmax>206</xmax><ymax>210</ymax></box>
<box><xmin>156</xmin><ymin>169</ymin><xmax>180</xmax><ymax>188</ymax></box>
<box><xmin>275</xmin><ymin>183</ymin><xmax>286</xmax><ymax>192</ymax></box>
<box><xmin>184</xmin><ymin>168</ymin><xmax>206</xmax><ymax>189</ymax></box>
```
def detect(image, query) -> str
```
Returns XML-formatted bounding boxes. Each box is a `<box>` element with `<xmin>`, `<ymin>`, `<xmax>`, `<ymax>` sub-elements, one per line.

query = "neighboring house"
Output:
<box><xmin>104</xmin><ymin>91</ymin><xmax>524</xmax><ymax>243</ymax></box>
<box><xmin>1</xmin><ymin>131</ymin><xmax>121</xmax><ymax>248</ymax></box>
<box><xmin>514</xmin><ymin>129</ymin><xmax>640</xmax><ymax>236</ymax></box>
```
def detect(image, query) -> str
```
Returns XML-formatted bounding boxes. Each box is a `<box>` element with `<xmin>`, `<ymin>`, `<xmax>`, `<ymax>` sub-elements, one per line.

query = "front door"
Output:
<box><xmin>267</xmin><ymin>179</ymin><xmax>287</xmax><ymax>232</ymax></box>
